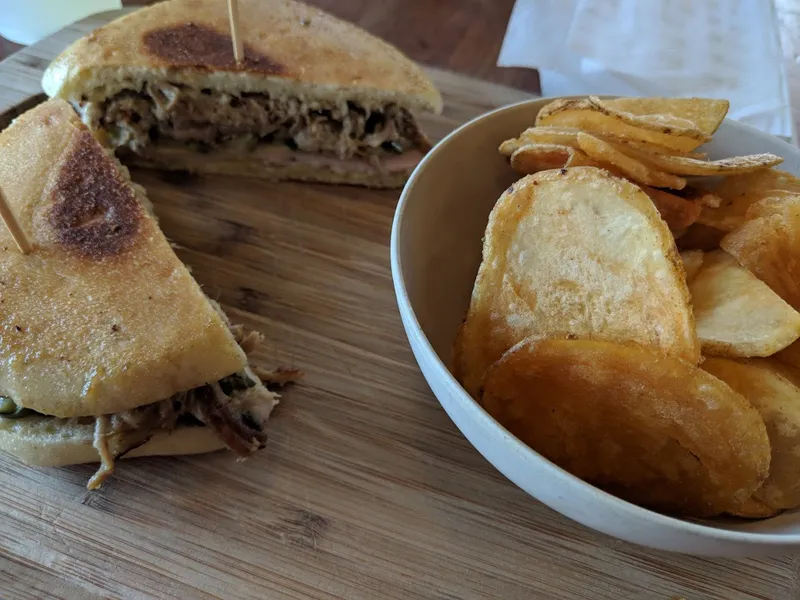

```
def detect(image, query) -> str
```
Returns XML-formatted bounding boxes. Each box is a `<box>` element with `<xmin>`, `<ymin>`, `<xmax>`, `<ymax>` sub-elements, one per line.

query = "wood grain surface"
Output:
<box><xmin>0</xmin><ymin>10</ymin><xmax>798</xmax><ymax>600</ymax></box>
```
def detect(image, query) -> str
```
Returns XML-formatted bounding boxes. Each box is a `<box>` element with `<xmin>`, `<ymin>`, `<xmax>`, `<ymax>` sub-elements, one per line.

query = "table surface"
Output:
<box><xmin>0</xmin><ymin>4</ymin><xmax>799</xmax><ymax>600</ymax></box>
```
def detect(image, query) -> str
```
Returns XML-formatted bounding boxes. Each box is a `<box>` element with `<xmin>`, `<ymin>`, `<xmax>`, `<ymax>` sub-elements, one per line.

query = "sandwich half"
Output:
<box><xmin>42</xmin><ymin>0</ymin><xmax>443</xmax><ymax>188</ymax></box>
<box><xmin>0</xmin><ymin>99</ymin><xmax>292</xmax><ymax>488</ymax></box>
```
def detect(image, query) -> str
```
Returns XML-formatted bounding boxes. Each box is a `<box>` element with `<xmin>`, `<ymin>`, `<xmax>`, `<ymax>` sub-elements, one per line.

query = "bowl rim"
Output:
<box><xmin>390</xmin><ymin>95</ymin><xmax>800</xmax><ymax>546</ymax></box>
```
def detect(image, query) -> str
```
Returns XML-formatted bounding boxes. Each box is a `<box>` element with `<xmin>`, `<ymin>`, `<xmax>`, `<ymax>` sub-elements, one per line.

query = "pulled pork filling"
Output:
<box><xmin>86</xmin><ymin>369</ymin><xmax>275</xmax><ymax>489</ymax></box>
<box><xmin>73</xmin><ymin>82</ymin><xmax>429</xmax><ymax>164</ymax></box>
<box><xmin>0</xmin><ymin>325</ymin><xmax>302</xmax><ymax>489</ymax></box>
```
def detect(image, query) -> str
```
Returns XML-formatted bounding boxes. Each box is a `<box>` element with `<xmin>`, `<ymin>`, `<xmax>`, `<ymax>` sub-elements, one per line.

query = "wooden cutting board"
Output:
<box><xmin>0</xmin><ymin>10</ymin><xmax>797</xmax><ymax>600</ymax></box>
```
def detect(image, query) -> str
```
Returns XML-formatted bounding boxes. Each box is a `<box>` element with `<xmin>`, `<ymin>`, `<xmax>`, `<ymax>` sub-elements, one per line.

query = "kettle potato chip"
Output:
<box><xmin>470</xmin><ymin>95</ymin><xmax>800</xmax><ymax>520</ymax></box>
<box><xmin>481</xmin><ymin>338</ymin><xmax>769</xmax><ymax>517</ymax></box>
<box><xmin>577</xmin><ymin>133</ymin><xmax>687</xmax><ymax>190</ymax></box>
<box><xmin>609</xmin><ymin>140</ymin><xmax>782</xmax><ymax>176</ymax></box>
<box><xmin>499</xmin><ymin>127</ymin><xmax>581</xmax><ymax>156</ymax></box>
<box><xmin>721</xmin><ymin>195</ymin><xmax>800</xmax><ymax>312</ymax></box>
<box><xmin>697</xmin><ymin>170</ymin><xmax>800</xmax><ymax>233</ymax></box>
<box><xmin>703</xmin><ymin>358</ymin><xmax>800</xmax><ymax>511</ymax></box>
<box><xmin>689</xmin><ymin>251</ymin><xmax>800</xmax><ymax>357</ymax></box>
<box><xmin>728</xmin><ymin>497</ymin><xmax>780</xmax><ymax>519</ymax></box>
<box><xmin>509</xmin><ymin>143</ymin><xmax>597</xmax><ymax>174</ymax></box>
<box><xmin>680</xmin><ymin>250</ymin><xmax>704</xmax><ymax>282</ymax></box>
<box><xmin>454</xmin><ymin>167</ymin><xmax>699</xmax><ymax>398</ymax></box>
<box><xmin>641</xmin><ymin>186</ymin><xmax>703</xmax><ymax>232</ymax></box>
<box><xmin>535</xmin><ymin>97</ymin><xmax>709</xmax><ymax>152</ymax></box>
<box><xmin>500</xmin><ymin>126</ymin><xmax>706</xmax><ymax>159</ymax></box>
<box><xmin>601</xmin><ymin>97</ymin><xmax>729</xmax><ymax>137</ymax></box>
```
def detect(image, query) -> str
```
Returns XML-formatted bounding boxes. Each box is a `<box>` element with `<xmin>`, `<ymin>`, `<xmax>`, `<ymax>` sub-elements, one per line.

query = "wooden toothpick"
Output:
<box><xmin>0</xmin><ymin>186</ymin><xmax>30</xmax><ymax>254</ymax></box>
<box><xmin>227</xmin><ymin>0</ymin><xmax>244</xmax><ymax>64</ymax></box>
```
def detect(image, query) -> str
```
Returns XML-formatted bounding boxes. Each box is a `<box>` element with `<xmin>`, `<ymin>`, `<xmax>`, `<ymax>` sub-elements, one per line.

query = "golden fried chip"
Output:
<box><xmin>641</xmin><ymin>186</ymin><xmax>702</xmax><ymax>233</ymax></box>
<box><xmin>499</xmin><ymin>126</ymin><xmax>705</xmax><ymax>158</ymax></box>
<box><xmin>717</xmin><ymin>169</ymin><xmax>800</xmax><ymax>202</ymax></box>
<box><xmin>721</xmin><ymin>195</ymin><xmax>800</xmax><ymax>312</ymax></box>
<box><xmin>728</xmin><ymin>497</ymin><xmax>780</xmax><ymax>519</ymax></box>
<box><xmin>615</xmin><ymin>140</ymin><xmax>707</xmax><ymax>160</ymax></box>
<box><xmin>589</xmin><ymin>96</ymin><xmax>712</xmax><ymax>140</ymax></box>
<box><xmin>506</xmin><ymin>139</ymin><xmax>704</xmax><ymax>232</ymax></box>
<box><xmin>577</xmin><ymin>133</ymin><xmax>687</xmax><ymax>189</ymax></box>
<box><xmin>689</xmin><ymin>250</ymin><xmax>800</xmax><ymax>357</ymax></box>
<box><xmin>609</xmin><ymin>139</ymin><xmax>782</xmax><ymax>176</ymax></box>
<box><xmin>481</xmin><ymin>338</ymin><xmax>769</xmax><ymax>517</ymax></box>
<box><xmin>499</xmin><ymin>127</ymin><xmax>581</xmax><ymax>156</ymax></box>
<box><xmin>509</xmin><ymin>143</ymin><xmax>597</xmax><ymax>174</ymax></box>
<box><xmin>703</xmin><ymin>358</ymin><xmax>800</xmax><ymax>511</ymax></box>
<box><xmin>509</xmin><ymin>143</ymin><xmax>572</xmax><ymax>172</ymax></box>
<box><xmin>680</xmin><ymin>250</ymin><xmax>704</xmax><ymax>282</ymax></box>
<box><xmin>697</xmin><ymin>169</ymin><xmax>800</xmax><ymax>233</ymax></box>
<box><xmin>535</xmin><ymin>97</ymin><xmax>708</xmax><ymax>152</ymax></box>
<box><xmin>602</xmin><ymin>97</ymin><xmax>729</xmax><ymax>137</ymax></box>
<box><xmin>454</xmin><ymin>167</ymin><xmax>699</xmax><ymax>398</ymax></box>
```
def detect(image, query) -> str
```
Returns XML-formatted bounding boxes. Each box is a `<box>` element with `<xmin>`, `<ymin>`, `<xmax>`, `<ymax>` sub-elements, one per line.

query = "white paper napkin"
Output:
<box><xmin>0</xmin><ymin>0</ymin><xmax>122</xmax><ymax>46</ymax></box>
<box><xmin>498</xmin><ymin>0</ymin><xmax>795</xmax><ymax>141</ymax></box>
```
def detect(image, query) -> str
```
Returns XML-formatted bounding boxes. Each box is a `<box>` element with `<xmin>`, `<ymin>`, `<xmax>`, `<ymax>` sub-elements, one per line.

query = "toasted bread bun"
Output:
<box><xmin>42</xmin><ymin>0</ymin><xmax>442</xmax><ymax>114</ymax></box>
<box><xmin>128</xmin><ymin>143</ymin><xmax>416</xmax><ymax>188</ymax></box>
<box><xmin>0</xmin><ymin>415</ymin><xmax>224</xmax><ymax>467</ymax></box>
<box><xmin>0</xmin><ymin>99</ymin><xmax>248</xmax><ymax>418</ymax></box>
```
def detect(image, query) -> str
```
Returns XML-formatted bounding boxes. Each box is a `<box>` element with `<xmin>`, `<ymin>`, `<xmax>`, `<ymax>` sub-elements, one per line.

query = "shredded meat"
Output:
<box><xmin>88</xmin><ymin>415</ymin><xmax>114</xmax><ymax>489</ymax></box>
<box><xmin>74</xmin><ymin>82</ymin><xmax>429</xmax><ymax>161</ymax></box>
<box><xmin>230</xmin><ymin>325</ymin><xmax>264</xmax><ymax>355</ymax></box>
<box><xmin>186</xmin><ymin>383</ymin><xmax>267</xmax><ymax>456</ymax></box>
<box><xmin>81</xmin><ymin>323</ymin><xmax>302</xmax><ymax>488</ymax></box>
<box><xmin>254</xmin><ymin>366</ymin><xmax>304</xmax><ymax>388</ymax></box>
<box><xmin>84</xmin><ymin>371</ymin><xmax>278</xmax><ymax>488</ymax></box>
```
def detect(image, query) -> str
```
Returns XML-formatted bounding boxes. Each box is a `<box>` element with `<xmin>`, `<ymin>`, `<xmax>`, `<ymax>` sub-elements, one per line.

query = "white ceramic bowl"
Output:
<box><xmin>391</xmin><ymin>97</ymin><xmax>800</xmax><ymax>557</ymax></box>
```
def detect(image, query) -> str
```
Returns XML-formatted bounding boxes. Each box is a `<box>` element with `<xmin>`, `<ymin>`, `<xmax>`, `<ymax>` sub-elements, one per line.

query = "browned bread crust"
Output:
<box><xmin>0</xmin><ymin>99</ymin><xmax>248</xmax><ymax>418</ymax></box>
<box><xmin>42</xmin><ymin>0</ymin><xmax>442</xmax><ymax>114</ymax></box>
<box><xmin>127</xmin><ymin>145</ymin><xmax>414</xmax><ymax>188</ymax></box>
<box><xmin>0</xmin><ymin>416</ymin><xmax>225</xmax><ymax>467</ymax></box>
